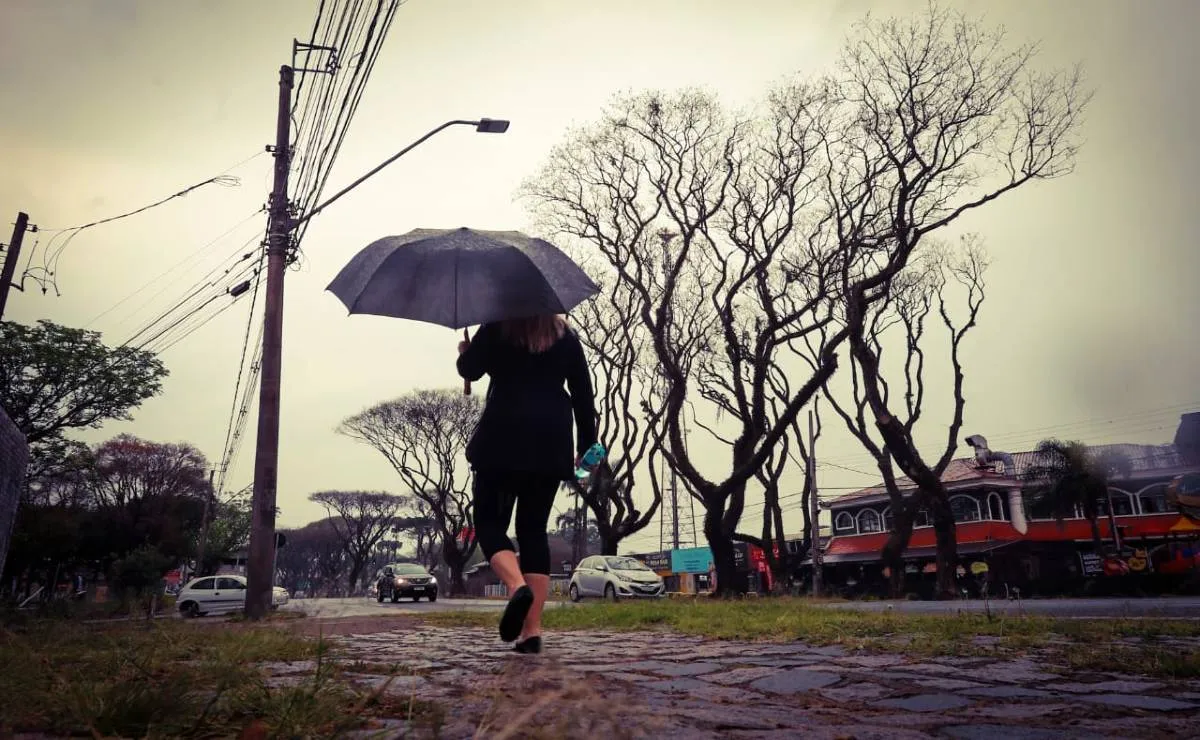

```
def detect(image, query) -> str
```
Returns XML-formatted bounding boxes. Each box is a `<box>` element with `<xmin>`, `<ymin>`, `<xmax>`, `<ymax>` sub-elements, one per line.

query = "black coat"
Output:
<box><xmin>456</xmin><ymin>322</ymin><xmax>597</xmax><ymax>480</ymax></box>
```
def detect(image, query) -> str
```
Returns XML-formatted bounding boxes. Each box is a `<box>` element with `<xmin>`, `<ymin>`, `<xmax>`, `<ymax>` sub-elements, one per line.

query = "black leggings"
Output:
<box><xmin>473</xmin><ymin>468</ymin><xmax>559</xmax><ymax>575</ymax></box>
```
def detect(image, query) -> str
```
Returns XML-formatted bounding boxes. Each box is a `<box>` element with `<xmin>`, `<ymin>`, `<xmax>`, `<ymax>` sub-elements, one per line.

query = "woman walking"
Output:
<box><xmin>457</xmin><ymin>314</ymin><xmax>596</xmax><ymax>654</ymax></box>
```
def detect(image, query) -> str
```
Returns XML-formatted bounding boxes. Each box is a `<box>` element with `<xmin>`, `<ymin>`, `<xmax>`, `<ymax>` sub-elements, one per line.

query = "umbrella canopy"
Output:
<box><xmin>326</xmin><ymin>228</ymin><xmax>599</xmax><ymax>329</ymax></box>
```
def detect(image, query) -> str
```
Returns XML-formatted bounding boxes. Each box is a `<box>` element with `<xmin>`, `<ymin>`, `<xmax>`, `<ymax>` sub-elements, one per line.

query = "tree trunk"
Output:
<box><xmin>600</xmin><ymin>537</ymin><xmax>619</xmax><ymax>556</ymax></box>
<box><xmin>927</xmin><ymin>495</ymin><xmax>959</xmax><ymax>599</ymax></box>
<box><xmin>347</xmin><ymin>560</ymin><xmax>364</xmax><ymax>596</ymax></box>
<box><xmin>881</xmin><ymin>504</ymin><xmax>914</xmax><ymax>598</ymax></box>
<box><xmin>704</xmin><ymin>504</ymin><xmax>741</xmax><ymax>598</ymax></box>
<box><xmin>1088</xmin><ymin>518</ymin><xmax>1104</xmax><ymax>553</ymax></box>
<box><xmin>442</xmin><ymin>542</ymin><xmax>467</xmax><ymax>596</ymax></box>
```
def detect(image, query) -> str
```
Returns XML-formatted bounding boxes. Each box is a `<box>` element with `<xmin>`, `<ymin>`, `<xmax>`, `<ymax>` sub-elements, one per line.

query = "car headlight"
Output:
<box><xmin>616</xmin><ymin>572</ymin><xmax>634</xmax><ymax>582</ymax></box>
<box><xmin>395</xmin><ymin>577</ymin><xmax>408</xmax><ymax>585</ymax></box>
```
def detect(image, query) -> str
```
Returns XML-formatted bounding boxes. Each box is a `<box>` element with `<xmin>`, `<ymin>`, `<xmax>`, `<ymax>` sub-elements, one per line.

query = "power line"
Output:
<box><xmin>83</xmin><ymin>209</ymin><xmax>264</xmax><ymax>330</ymax></box>
<box><xmin>18</xmin><ymin>151</ymin><xmax>265</xmax><ymax>297</ymax></box>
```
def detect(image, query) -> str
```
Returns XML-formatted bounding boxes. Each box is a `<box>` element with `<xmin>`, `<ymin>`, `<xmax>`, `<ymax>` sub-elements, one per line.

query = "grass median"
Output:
<box><xmin>424</xmin><ymin>597</ymin><xmax>1200</xmax><ymax>678</ymax></box>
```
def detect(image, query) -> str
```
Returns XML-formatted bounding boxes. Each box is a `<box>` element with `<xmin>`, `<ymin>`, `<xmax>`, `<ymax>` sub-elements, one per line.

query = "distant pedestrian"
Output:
<box><xmin>458</xmin><ymin>314</ymin><xmax>597</xmax><ymax>654</ymax></box>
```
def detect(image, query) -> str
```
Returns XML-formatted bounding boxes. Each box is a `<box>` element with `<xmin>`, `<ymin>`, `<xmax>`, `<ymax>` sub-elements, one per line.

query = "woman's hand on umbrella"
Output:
<box><xmin>458</xmin><ymin>339</ymin><xmax>469</xmax><ymax>355</ymax></box>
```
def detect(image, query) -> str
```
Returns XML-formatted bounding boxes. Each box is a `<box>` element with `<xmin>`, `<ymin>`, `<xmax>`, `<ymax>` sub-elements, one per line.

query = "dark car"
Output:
<box><xmin>376</xmin><ymin>562</ymin><xmax>438</xmax><ymax>603</ymax></box>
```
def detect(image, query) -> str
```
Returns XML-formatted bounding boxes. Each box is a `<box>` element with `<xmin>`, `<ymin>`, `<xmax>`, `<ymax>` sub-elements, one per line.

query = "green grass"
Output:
<box><xmin>0</xmin><ymin>618</ymin><xmax>374</xmax><ymax>738</ymax></box>
<box><xmin>425</xmin><ymin>597</ymin><xmax>1200</xmax><ymax>677</ymax></box>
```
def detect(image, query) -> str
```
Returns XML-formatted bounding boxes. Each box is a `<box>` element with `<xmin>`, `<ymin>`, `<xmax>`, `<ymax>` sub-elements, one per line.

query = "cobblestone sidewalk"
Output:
<box><xmin>263</xmin><ymin>626</ymin><xmax>1200</xmax><ymax>738</ymax></box>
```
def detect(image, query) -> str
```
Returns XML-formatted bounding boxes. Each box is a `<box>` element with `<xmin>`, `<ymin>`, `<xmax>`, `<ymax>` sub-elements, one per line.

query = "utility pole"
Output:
<box><xmin>808</xmin><ymin>403</ymin><xmax>823</xmax><ymax>598</ymax></box>
<box><xmin>670</xmin><ymin>468</ymin><xmax>680</xmax><ymax>550</ymax></box>
<box><xmin>0</xmin><ymin>212</ymin><xmax>30</xmax><ymax>320</ymax></box>
<box><xmin>196</xmin><ymin>469</ymin><xmax>216</xmax><ymax>579</ymax></box>
<box><xmin>245</xmin><ymin>65</ymin><xmax>294</xmax><ymax>620</ymax></box>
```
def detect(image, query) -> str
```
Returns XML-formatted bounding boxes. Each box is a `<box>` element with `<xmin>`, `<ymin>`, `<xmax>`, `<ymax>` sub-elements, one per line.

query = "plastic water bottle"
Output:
<box><xmin>575</xmin><ymin>442</ymin><xmax>607</xmax><ymax>481</ymax></box>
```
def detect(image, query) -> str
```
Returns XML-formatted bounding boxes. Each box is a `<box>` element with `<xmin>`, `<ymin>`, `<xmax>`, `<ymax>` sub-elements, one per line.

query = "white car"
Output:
<box><xmin>569</xmin><ymin>555</ymin><xmax>665</xmax><ymax>601</ymax></box>
<box><xmin>176</xmin><ymin>575</ymin><xmax>289</xmax><ymax>617</ymax></box>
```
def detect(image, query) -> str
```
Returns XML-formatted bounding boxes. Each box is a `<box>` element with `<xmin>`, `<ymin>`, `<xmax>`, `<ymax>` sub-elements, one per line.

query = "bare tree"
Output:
<box><xmin>524</xmin><ymin>85</ymin><xmax>845</xmax><ymax>595</ymax></box>
<box><xmin>824</xmin><ymin>5</ymin><xmax>1087</xmax><ymax>598</ymax></box>
<box><xmin>568</xmin><ymin>268</ymin><xmax>665</xmax><ymax>555</ymax></box>
<box><xmin>338</xmin><ymin>389</ymin><xmax>481</xmax><ymax>595</ymax></box>
<box><xmin>821</xmin><ymin>242</ymin><xmax>986</xmax><ymax>596</ymax></box>
<box><xmin>309</xmin><ymin>490</ymin><xmax>408</xmax><ymax>594</ymax></box>
<box><xmin>523</xmin><ymin>4</ymin><xmax>1087</xmax><ymax>596</ymax></box>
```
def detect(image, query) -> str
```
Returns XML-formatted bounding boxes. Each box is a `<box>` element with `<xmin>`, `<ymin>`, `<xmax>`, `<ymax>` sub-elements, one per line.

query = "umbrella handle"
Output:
<box><xmin>462</xmin><ymin>328</ymin><xmax>471</xmax><ymax>396</ymax></box>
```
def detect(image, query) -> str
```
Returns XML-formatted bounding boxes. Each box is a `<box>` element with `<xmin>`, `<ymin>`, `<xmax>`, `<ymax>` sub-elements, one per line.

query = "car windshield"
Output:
<box><xmin>606</xmin><ymin>557</ymin><xmax>650</xmax><ymax>571</ymax></box>
<box><xmin>389</xmin><ymin>563</ymin><xmax>427</xmax><ymax>575</ymax></box>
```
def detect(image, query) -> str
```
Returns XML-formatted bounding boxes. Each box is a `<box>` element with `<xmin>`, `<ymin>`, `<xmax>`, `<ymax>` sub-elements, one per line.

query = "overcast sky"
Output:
<box><xmin>2</xmin><ymin>0</ymin><xmax>1197</xmax><ymax>549</ymax></box>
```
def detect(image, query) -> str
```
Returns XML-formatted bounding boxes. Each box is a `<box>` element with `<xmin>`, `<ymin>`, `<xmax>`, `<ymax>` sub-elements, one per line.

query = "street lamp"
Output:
<box><xmin>291</xmin><ymin>118</ymin><xmax>511</xmax><ymax>230</ymax></box>
<box><xmin>242</xmin><ymin>107</ymin><xmax>509</xmax><ymax>620</ymax></box>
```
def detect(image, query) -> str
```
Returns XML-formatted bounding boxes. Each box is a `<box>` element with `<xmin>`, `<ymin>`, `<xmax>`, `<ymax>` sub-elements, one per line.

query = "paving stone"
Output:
<box><xmin>740</xmin><ymin>656</ymin><xmax>822</xmax><ymax>668</ymax></box>
<box><xmin>957</xmin><ymin>659</ymin><xmax>1058</xmax><ymax>685</ymax></box>
<box><xmin>621</xmin><ymin>660</ymin><xmax>683</xmax><ymax>673</ymax></box>
<box><xmin>259</xmin><ymin>659</ymin><xmax>318</xmax><ymax>675</ymax></box>
<box><xmin>700</xmin><ymin>666</ymin><xmax>779</xmax><ymax>685</ymax></box>
<box><xmin>961</xmin><ymin>685</ymin><xmax>1054</xmax><ymax>699</ymax></box>
<box><xmin>879</xmin><ymin>693</ymin><xmax>971</xmax><ymax>712</ymax></box>
<box><xmin>806</xmin><ymin>645</ymin><xmax>849</xmax><ymax>657</ymax></box>
<box><xmin>643</xmin><ymin>677</ymin><xmax>760</xmax><ymax>702</ymax></box>
<box><xmin>940</xmin><ymin>724</ymin><xmax>1072</xmax><ymax>740</ymax></box>
<box><xmin>960</xmin><ymin>703</ymin><xmax>1075</xmax><ymax>721</ymax></box>
<box><xmin>750</xmin><ymin>668</ymin><xmax>841</xmax><ymax>694</ymax></box>
<box><xmin>901</xmin><ymin>662</ymin><xmax>961</xmax><ymax>675</ymax></box>
<box><xmin>914</xmin><ymin>676</ymin><xmax>988</xmax><ymax>691</ymax></box>
<box><xmin>652</xmin><ymin>661</ymin><xmax>725</xmax><ymax>677</ymax></box>
<box><xmin>263</xmin><ymin>674</ymin><xmax>309</xmax><ymax>688</ymax></box>
<box><xmin>350</xmin><ymin>674</ymin><xmax>430</xmax><ymax>695</ymax></box>
<box><xmin>566</xmin><ymin>663</ymin><xmax>635</xmax><ymax>673</ymax></box>
<box><xmin>819</xmin><ymin>682</ymin><xmax>893</xmax><ymax>702</ymax></box>
<box><xmin>835</xmin><ymin>654</ymin><xmax>906</xmax><ymax>668</ymax></box>
<box><xmin>605</xmin><ymin>671</ymin><xmax>660</xmax><ymax>683</ymax></box>
<box><xmin>1078</xmin><ymin>693</ymin><xmax>1198</xmax><ymax>711</ymax></box>
<box><xmin>1054</xmin><ymin>679</ymin><xmax>1163</xmax><ymax>694</ymax></box>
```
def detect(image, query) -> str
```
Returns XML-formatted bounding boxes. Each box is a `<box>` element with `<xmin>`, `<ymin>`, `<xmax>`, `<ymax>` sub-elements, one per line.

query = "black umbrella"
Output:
<box><xmin>326</xmin><ymin>227</ymin><xmax>600</xmax><ymax>392</ymax></box>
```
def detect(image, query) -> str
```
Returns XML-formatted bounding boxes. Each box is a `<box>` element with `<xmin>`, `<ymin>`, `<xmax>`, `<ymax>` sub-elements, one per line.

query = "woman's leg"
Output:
<box><xmin>513</xmin><ymin>474</ymin><xmax>559</xmax><ymax>640</ymax></box>
<box><xmin>473</xmin><ymin>469</ymin><xmax>524</xmax><ymax>592</ymax></box>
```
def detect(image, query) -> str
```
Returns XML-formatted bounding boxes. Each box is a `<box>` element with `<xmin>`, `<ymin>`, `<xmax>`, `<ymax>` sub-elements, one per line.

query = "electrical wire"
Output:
<box><xmin>19</xmin><ymin>151</ymin><xmax>265</xmax><ymax>296</ymax></box>
<box><xmin>83</xmin><ymin>208</ymin><xmax>265</xmax><ymax>330</ymax></box>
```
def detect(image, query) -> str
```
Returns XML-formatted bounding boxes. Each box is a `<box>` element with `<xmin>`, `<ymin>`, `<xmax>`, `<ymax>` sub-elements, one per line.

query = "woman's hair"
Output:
<box><xmin>499</xmin><ymin>314</ymin><xmax>567</xmax><ymax>354</ymax></box>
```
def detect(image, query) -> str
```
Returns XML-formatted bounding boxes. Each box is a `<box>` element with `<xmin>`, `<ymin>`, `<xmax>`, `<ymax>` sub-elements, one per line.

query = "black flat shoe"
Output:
<box><xmin>499</xmin><ymin>585</ymin><xmax>534</xmax><ymax>642</ymax></box>
<box><xmin>513</xmin><ymin>636</ymin><xmax>542</xmax><ymax>654</ymax></box>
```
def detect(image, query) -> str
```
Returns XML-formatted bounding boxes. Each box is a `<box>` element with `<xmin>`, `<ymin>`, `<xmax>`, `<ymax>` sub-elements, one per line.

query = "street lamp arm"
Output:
<box><xmin>291</xmin><ymin>119</ymin><xmax>487</xmax><ymax>230</ymax></box>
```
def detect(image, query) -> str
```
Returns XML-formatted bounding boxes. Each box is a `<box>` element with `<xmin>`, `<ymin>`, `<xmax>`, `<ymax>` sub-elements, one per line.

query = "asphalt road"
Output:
<box><xmin>283</xmin><ymin>595</ymin><xmax>1200</xmax><ymax>619</ymax></box>
<box><xmin>281</xmin><ymin>596</ymin><xmax>572</xmax><ymax>619</ymax></box>
<box><xmin>820</xmin><ymin>596</ymin><xmax>1200</xmax><ymax>618</ymax></box>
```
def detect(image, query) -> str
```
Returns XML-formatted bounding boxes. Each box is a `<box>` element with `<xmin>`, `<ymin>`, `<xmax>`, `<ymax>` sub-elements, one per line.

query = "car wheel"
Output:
<box><xmin>429</xmin><ymin>591</ymin><xmax>437</xmax><ymax>602</ymax></box>
<box><xmin>569</xmin><ymin>583</ymin><xmax>581</xmax><ymax>603</ymax></box>
<box><xmin>180</xmin><ymin>601</ymin><xmax>200</xmax><ymax>618</ymax></box>
<box><xmin>604</xmin><ymin>583</ymin><xmax>617</xmax><ymax>602</ymax></box>
<box><xmin>391</xmin><ymin>593</ymin><xmax>400</xmax><ymax>603</ymax></box>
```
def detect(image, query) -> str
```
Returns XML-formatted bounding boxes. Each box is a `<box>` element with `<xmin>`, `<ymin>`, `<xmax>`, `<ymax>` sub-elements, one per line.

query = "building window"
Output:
<box><xmin>986</xmin><ymin>492</ymin><xmax>1005</xmax><ymax>521</ymax></box>
<box><xmin>882</xmin><ymin>507</ymin><xmax>893</xmax><ymax>531</ymax></box>
<box><xmin>858</xmin><ymin>509</ymin><xmax>882</xmax><ymax>534</ymax></box>
<box><xmin>834</xmin><ymin>512</ymin><xmax>856</xmax><ymax>534</ymax></box>
<box><xmin>914</xmin><ymin>508</ymin><xmax>931</xmax><ymax>527</ymax></box>
<box><xmin>1098</xmin><ymin>488</ymin><xmax>1136</xmax><ymax>517</ymax></box>
<box><xmin>950</xmin><ymin>495</ymin><xmax>981</xmax><ymax>523</ymax></box>
<box><xmin>1138</xmin><ymin>483</ymin><xmax>1169</xmax><ymax>515</ymax></box>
